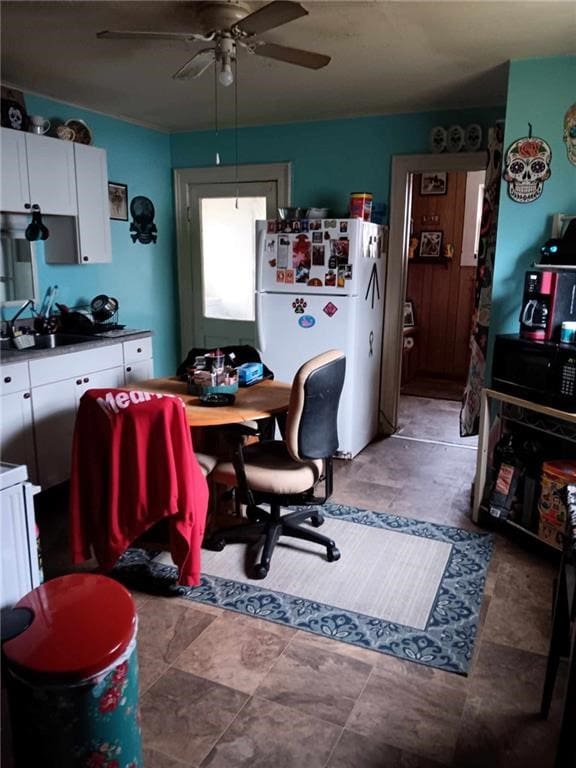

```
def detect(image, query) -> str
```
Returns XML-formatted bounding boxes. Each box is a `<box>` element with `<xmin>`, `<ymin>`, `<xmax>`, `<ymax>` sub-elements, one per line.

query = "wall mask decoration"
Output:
<box><xmin>503</xmin><ymin>125</ymin><xmax>552</xmax><ymax>203</ymax></box>
<box><xmin>129</xmin><ymin>196</ymin><xmax>157</xmax><ymax>244</ymax></box>
<box><xmin>563</xmin><ymin>103</ymin><xmax>576</xmax><ymax>167</ymax></box>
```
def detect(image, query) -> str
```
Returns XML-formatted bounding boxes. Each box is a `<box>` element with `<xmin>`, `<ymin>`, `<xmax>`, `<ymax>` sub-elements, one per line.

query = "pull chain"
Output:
<box><xmin>234</xmin><ymin>53</ymin><xmax>239</xmax><ymax>208</ymax></box>
<box><xmin>214</xmin><ymin>61</ymin><xmax>220</xmax><ymax>165</ymax></box>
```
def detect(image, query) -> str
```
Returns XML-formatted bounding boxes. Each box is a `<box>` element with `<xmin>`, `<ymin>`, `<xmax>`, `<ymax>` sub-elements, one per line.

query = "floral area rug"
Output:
<box><xmin>113</xmin><ymin>503</ymin><xmax>493</xmax><ymax>675</ymax></box>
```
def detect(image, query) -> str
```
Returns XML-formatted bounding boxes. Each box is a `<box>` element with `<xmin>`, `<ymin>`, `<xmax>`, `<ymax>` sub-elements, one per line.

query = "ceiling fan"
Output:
<box><xmin>97</xmin><ymin>1</ymin><xmax>330</xmax><ymax>87</ymax></box>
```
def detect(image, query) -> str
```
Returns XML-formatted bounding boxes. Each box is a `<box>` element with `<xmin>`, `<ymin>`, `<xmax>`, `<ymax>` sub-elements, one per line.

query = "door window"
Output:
<box><xmin>201</xmin><ymin>196</ymin><xmax>266</xmax><ymax>322</ymax></box>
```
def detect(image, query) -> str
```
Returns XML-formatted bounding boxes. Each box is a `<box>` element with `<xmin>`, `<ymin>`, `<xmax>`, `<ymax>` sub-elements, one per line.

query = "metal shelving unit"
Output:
<box><xmin>472</xmin><ymin>388</ymin><xmax>576</xmax><ymax>526</ymax></box>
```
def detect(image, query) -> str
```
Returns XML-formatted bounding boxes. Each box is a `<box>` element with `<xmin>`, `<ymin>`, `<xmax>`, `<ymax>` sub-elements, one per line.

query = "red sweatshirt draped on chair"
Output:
<box><xmin>69</xmin><ymin>388</ymin><xmax>208</xmax><ymax>586</ymax></box>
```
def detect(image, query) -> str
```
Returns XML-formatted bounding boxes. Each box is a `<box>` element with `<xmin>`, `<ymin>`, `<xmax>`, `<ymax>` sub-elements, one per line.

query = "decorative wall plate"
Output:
<box><xmin>430</xmin><ymin>126</ymin><xmax>447</xmax><ymax>153</ymax></box>
<box><xmin>464</xmin><ymin>124</ymin><xmax>482</xmax><ymax>152</ymax></box>
<box><xmin>65</xmin><ymin>118</ymin><xmax>92</xmax><ymax>145</ymax></box>
<box><xmin>447</xmin><ymin>124</ymin><xmax>465</xmax><ymax>153</ymax></box>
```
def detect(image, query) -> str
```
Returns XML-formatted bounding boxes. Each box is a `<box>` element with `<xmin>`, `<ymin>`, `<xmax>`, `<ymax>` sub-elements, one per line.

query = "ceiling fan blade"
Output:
<box><xmin>172</xmin><ymin>49</ymin><xmax>215</xmax><ymax>80</ymax></box>
<box><xmin>234</xmin><ymin>1</ymin><xmax>308</xmax><ymax>37</ymax></box>
<box><xmin>253</xmin><ymin>42</ymin><xmax>330</xmax><ymax>70</ymax></box>
<box><xmin>97</xmin><ymin>30</ymin><xmax>199</xmax><ymax>42</ymax></box>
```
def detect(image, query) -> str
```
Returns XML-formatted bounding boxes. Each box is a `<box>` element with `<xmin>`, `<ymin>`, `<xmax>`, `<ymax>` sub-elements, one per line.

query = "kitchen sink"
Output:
<box><xmin>1</xmin><ymin>333</ymin><xmax>94</xmax><ymax>351</ymax></box>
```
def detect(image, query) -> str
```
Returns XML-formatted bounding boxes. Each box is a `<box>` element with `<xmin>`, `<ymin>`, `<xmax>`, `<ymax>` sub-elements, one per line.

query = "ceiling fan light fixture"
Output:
<box><xmin>218</xmin><ymin>57</ymin><xmax>234</xmax><ymax>87</ymax></box>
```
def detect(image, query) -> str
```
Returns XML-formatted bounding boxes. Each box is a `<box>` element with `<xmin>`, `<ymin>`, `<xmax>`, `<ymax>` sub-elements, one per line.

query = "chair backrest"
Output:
<box><xmin>285</xmin><ymin>350</ymin><xmax>346</xmax><ymax>461</ymax></box>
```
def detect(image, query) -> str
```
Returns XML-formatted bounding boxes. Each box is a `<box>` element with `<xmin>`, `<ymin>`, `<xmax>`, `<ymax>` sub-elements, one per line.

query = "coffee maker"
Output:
<box><xmin>519</xmin><ymin>269</ymin><xmax>576</xmax><ymax>341</ymax></box>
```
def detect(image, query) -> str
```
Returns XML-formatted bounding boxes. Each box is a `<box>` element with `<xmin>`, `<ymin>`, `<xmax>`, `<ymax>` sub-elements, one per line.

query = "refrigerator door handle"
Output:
<box><xmin>255</xmin><ymin>291</ymin><xmax>265</xmax><ymax>352</ymax></box>
<box><xmin>255</xmin><ymin>223</ymin><xmax>265</xmax><ymax>292</ymax></box>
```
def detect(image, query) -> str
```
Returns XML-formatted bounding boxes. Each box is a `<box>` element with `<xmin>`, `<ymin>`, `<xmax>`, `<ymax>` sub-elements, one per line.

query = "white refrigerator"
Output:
<box><xmin>255</xmin><ymin>217</ymin><xmax>387</xmax><ymax>458</ymax></box>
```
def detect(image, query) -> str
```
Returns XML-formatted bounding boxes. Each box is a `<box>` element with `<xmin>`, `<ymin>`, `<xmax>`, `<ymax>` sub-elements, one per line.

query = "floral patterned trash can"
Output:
<box><xmin>2</xmin><ymin>573</ymin><xmax>142</xmax><ymax>767</ymax></box>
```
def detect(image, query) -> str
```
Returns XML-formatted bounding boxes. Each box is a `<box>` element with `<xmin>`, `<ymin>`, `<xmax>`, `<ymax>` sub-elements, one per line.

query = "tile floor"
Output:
<box><xmin>34</xmin><ymin>396</ymin><xmax>566</xmax><ymax>767</ymax></box>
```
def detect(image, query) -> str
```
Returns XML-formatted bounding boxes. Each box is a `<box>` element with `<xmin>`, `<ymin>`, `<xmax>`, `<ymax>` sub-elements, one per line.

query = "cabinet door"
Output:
<box><xmin>125</xmin><ymin>359</ymin><xmax>153</xmax><ymax>384</ymax></box>
<box><xmin>25</xmin><ymin>133</ymin><xmax>77</xmax><ymax>215</ymax></box>
<box><xmin>32</xmin><ymin>377</ymin><xmax>79</xmax><ymax>488</ymax></box>
<box><xmin>0</xmin><ymin>128</ymin><xmax>30</xmax><ymax>212</ymax></box>
<box><xmin>0</xmin><ymin>391</ymin><xmax>36</xmax><ymax>482</ymax></box>
<box><xmin>74</xmin><ymin>143</ymin><xmax>112</xmax><ymax>263</ymax></box>
<box><xmin>32</xmin><ymin>366</ymin><xmax>125</xmax><ymax>488</ymax></box>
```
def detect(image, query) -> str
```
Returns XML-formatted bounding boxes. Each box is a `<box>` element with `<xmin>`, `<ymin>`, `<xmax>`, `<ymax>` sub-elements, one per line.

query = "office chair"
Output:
<box><xmin>205</xmin><ymin>349</ymin><xmax>346</xmax><ymax>579</ymax></box>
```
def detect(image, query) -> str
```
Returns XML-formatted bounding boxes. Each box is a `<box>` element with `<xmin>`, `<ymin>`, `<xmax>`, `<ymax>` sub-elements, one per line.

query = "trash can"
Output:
<box><xmin>1</xmin><ymin>573</ymin><xmax>142</xmax><ymax>767</ymax></box>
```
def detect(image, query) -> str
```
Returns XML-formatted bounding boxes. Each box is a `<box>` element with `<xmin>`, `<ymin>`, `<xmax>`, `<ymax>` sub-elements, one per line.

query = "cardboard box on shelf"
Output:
<box><xmin>537</xmin><ymin>460</ymin><xmax>576</xmax><ymax>547</ymax></box>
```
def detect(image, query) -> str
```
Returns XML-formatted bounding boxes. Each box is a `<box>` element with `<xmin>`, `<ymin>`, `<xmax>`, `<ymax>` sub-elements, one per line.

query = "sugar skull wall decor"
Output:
<box><xmin>563</xmin><ymin>103</ymin><xmax>576</xmax><ymax>167</ymax></box>
<box><xmin>503</xmin><ymin>126</ymin><xmax>552</xmax><ymax>204</ymax></box>
<box><xmin>129</xmin><ymin>196</ymin><xmax>157</xmax><ymax>244</ymax></box>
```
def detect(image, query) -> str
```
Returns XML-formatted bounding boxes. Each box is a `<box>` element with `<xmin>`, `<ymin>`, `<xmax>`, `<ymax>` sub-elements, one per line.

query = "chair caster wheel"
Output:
<box><xmin>327</xmin><ymin>546</ymin><xmax>340</xmax><ymax>562</ymax></box>
<box><xmin>254</xmin><ymin>563</ymin><xmax>269</xmax><ymax>579</ymax></box>
<box><xmin>204</xmin><ymin>537</ymin><xmax>225</xmax><ymax>552</ymax></box>
<box><xmin>310</xmin><ymin>513</ymin><xmax>324</xmax><ymax>528</ymax></box>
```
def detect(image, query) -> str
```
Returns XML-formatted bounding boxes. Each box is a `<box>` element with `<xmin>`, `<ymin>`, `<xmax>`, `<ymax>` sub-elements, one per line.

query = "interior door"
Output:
<box><xmin>175</xmin><ymin>164</ymin><xmax>290</xmax><ymax>355</ymax></box>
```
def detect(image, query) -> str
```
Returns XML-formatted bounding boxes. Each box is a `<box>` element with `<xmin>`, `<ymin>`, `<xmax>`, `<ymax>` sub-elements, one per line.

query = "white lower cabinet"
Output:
<box><xmin>0</xmin><ymin>362</ymin><xmax>36</xmax><ymax>482</ymax></box>
<box><xmin>32</xmin><ymin>365</ymin><xmax>125</xmax><ymax>488</ymax></box>
<box><xmin>0</xmin><ymin>334</ymin><xmax>154</xmax><ymax>489</ymax></box>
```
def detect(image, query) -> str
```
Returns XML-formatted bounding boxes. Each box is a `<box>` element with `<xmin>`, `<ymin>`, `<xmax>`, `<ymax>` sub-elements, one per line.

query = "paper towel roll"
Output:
<box><xmin>403</xmin><ymin>336</ymin><xmax>414</xmax><ymax>350</ymax></box>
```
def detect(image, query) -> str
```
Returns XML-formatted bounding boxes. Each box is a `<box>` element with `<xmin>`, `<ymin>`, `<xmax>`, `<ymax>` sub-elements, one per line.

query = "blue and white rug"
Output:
<box><xmin>115</xmin><ymin>503</ymin><xmax>493</xmax><ymax>675</ymax></box>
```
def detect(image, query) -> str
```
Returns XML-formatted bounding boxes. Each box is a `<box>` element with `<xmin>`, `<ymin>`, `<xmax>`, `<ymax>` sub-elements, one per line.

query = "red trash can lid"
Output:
<box><xmin>2</xmin><ymin>574</ymin><xmax>136</xmax><ymax>683</ymax></box>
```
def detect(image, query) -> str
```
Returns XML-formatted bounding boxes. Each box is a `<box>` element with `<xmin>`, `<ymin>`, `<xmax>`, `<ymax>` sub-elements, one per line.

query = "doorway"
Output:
<box><xmin>401</xmin><ymin>168</ymin><xmax>485</xmax><ymax>401</ymax></box>
<box><xmin>174</xmin><ymin>163</ymin><xmax>290</xmax><ymax>355</ymax></box>
<box><xmin>380</xmin><ymin>152</ymin><xmax>487</xmax><ymax>436</ymax></box>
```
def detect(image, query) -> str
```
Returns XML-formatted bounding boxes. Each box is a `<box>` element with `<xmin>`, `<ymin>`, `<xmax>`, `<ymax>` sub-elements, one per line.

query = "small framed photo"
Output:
<box><xmin>403</xmin><ymin>300</ymin><xmax>415</xmax><ymax>328</ymax></box>
<box><xmin>108</xmin><ymin>182</ymin><xmax>128</xmax><ymax>221</ymax></box>
<box><xmin>419</xmin><ymin>230</ymin><xmax>443</xmax><ymax>259</ymax></box>
<box><xmin>420</xmin><ymin>172</ymin><xmax>447</xmax><ymax>196</ymax></box>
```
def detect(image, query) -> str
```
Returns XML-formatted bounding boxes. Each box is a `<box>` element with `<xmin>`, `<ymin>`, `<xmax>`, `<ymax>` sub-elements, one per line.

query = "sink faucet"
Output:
<box><xmin>9</xmin><ymin>298</ymin><xmax>35</xmax><ymax>337</ymax></box>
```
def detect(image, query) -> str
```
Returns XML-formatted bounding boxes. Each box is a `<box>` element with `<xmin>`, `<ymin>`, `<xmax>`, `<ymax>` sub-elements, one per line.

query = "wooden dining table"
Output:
<box><xmin>129</xmin><ymin>376</ymin><xmax>292</xmax><ymax>428</ymax></box>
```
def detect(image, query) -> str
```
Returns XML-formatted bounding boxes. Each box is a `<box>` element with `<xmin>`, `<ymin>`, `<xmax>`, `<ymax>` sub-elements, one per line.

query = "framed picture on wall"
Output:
<box><xmin>403</xmin><ymin>300</ymin><xmax>415</xmax><ymax>328</ymax></box>
<box><xmin>420</xmin><ymin>172</ymin><xmax>447</xmax><ymax>196</ymax></box>
<box><xmin>419</xmin><ymin>230</ymin><xmax>443</xmax><ymax>258</ymax></box>
<box><xmin>108</xmin><ymin>182</ymin><xmax>128</xmax><ymax>221</ymax></box>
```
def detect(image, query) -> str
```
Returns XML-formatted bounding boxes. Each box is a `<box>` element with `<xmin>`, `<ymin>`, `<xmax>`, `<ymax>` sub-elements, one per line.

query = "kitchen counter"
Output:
<box><xmin>0</xmin><ymin>329</ymin><xmax>152</xmax><ymax>363</ymax></box>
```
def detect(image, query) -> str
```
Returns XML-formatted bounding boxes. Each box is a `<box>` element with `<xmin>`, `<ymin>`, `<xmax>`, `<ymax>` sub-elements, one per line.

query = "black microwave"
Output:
<box><xmin>492</xmin><ymin>335</ymin><xmax>576</xmax><ymax>411</ymax></box>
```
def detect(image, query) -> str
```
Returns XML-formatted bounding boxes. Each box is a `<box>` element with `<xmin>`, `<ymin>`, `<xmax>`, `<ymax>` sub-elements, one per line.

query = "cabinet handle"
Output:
<box><xmin>126</xmin><ymin>366</ymin><xmax>132</xmax><ymax>373</ymax></box>
<box><xmin>76</xmin><ymin>379</ymin><xmax>82</xmax><ymax>385</ymax></box>
<box><xmin>83</xmin><ymin>256</ymin><xmax>89</xmax><ymax>262</ymax></box>
<box><xmin>137</xmin><ymin>348</ymin><xmax>142</xmax><ymax>354</ymax></box>
<box><xmin>4</xmin><ymin>376</ymin><xmax>11</xmax><ymax>383</ymax></box>
<box><xmin>83</xmin><ymin>377</ymin><xmax>89</xmax><ymax>383</ymax></box>
<box><xmin>23</xmin><ymin>392</ymin><xmax>31</xmax><ymax>399</ymax></box>
<box><xmin>24</xmin><ymin>203</ymin><xmax>31</xmax><ymax>210</ymax></box>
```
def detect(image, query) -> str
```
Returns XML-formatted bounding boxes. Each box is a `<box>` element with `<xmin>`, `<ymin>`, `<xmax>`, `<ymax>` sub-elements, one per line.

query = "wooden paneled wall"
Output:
<box><xmin>405</xmin><ymin>171</ymin><xmax>475</xmax><ymax>382</ymax></box>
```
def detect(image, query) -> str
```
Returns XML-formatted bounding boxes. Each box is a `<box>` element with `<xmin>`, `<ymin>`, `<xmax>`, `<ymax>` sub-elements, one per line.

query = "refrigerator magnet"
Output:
<box><xmin>340</xmin><ymin>221</ymin><xmax>348</xmax><ymax>233</ymax></box>
<box><xmin>325</xmin><ymin>271</ymin><xmax>336</xmax><ymax>287</ymax></box>
<box><xmin>337</xmin><ymin>267</ymin><xmax>346</xmax><ymax>288</ymax></box>
<box><xmin>276</xmin><ymin>269</ymin><xmax>286</xmax><ymax>283</ymax></box>
<box><xmin>312</xmin><ymin>231</ymin><xmax>323</xmax><ymax>243</ymax></box>
<box><xmin>265</xmin><ymin>237</ymin><xmax>277</xmax><ymax>255</ymax></box>
<box><xmin>292</xmin><ymin>298</ymin><xmax>307</xmax><ymax>314</ymax></box>
<box><xmin>324</xmin><ymin>219</ymin><xmax>337</xmax><ymax>229</ymax></box>
<box><xmin>343</xmin><ymin>264</ymin><xmax>353</xmax><ymax>280</ymax></box>
<box><xmin>323</xmin><ymin>301</ymin><xmax>338</xmax><ymax>317</ymax></box>
<box><xmin>307</xmin><ymin>277</ymin><xmax>322</xmax><ymax>287</ymax></box>
<box><xmin>267</xmin><ymin>221</ymin><xmax>277</xmax><ymax>233</ymax></box>
<box><xmin>285</xmin><ymin>269</ymin><xmax>295</xmax><ymax>283</ymax></box>
<box><xmin>310</xmin><ymin>219</ymin><xmax>321</xmax><ymax>231</ymax></box>
<box><xmin>298</xmin><ymin>315</ymin><xmax>316</xmax><ymax>329</ymax></box>
<box><xmin>312</xmin><ymin>245</ymin><xmax>325</xmax><ymax>265</ymax></box>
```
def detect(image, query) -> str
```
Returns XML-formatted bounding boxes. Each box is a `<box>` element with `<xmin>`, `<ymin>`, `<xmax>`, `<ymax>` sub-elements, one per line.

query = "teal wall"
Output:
<box><xmin>17</xmin><ymin>94</ymin><xmax>177</xmax><ymax>378</ymax></box>
<box><xmin>171</xmin><ymin>106</ymin><xmax>504</xmax><ymax>216</ymax></box>
<box><xmin>6</xmin><ymin>92</ymin><xmax>503</xmax><ymax>376</ymax></box>
<box><xmin>490</xmin><ymin>56</ymin><xmax>576</xmax><ymax>360</ymax></box>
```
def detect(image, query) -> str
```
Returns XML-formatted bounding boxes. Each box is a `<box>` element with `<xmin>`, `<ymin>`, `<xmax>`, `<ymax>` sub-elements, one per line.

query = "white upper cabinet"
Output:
<box><xmin>0</xmin><ymin>128</ymin><xmax>77</xmax><ymax>215</ymax></box>
<box><xmin>44</xmin><ymin>143</ymin><xmax>112</xmax><ymax>264</ymax></box>
<box><xmin>0</xmin><ymin>130</ymin><xmax>30</xmax><ymax>211</ymax></box>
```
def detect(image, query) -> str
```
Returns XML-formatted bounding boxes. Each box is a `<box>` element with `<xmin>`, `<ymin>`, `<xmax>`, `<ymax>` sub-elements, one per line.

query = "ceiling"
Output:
<box><xmin>2</xmin><ymin>1</ymin><xmax>575</xmax><ymax>133</ymax></box>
